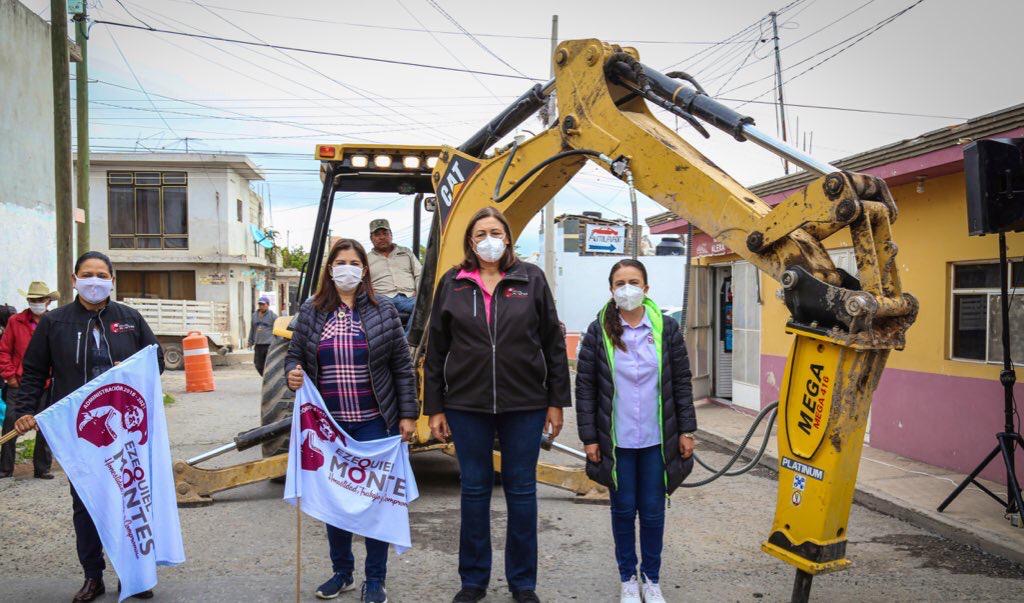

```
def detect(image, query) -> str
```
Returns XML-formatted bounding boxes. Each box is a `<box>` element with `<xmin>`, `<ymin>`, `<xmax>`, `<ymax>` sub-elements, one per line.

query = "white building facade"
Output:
<box><xmin>0</xmin><ymin>0</ymin><xmax>56</xmax><ymax>308</ymax></box>
<box><xmin>83</xmin><ymin>153</ymin><xmax>277</xmax><ymax>349</ymax></box>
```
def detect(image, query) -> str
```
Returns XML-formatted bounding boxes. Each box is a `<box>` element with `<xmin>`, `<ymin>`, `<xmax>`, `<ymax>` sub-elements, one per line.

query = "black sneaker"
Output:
<box><xmin>361</xmin><ymin>580</ymin><xmax>388</xmax><ymax>603</ymax></box>
<box><xmin>452</xmin><ymin>587</ymin><xmax>487</xmax><ymax>602</ymax></box>
<box><xmin>316</xmin><ymin>573</ymin><xmax>355</xmax><ymax>599</ymax></box>
<box><xmin>512</xmin><ymin>590</ymin><xmax>540</xmax><ymax>603</ymax></box>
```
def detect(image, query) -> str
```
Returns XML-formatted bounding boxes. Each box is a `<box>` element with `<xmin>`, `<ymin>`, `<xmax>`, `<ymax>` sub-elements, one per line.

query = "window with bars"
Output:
<box><xmin>107</xmin><ymin>171</ymin><xmax>188</xmax><ymax>249</ymax></box>
<box><xmin>950</xmin><ymin>260</ymin><xmax>1024</xmax><ymax>365</ymax></box>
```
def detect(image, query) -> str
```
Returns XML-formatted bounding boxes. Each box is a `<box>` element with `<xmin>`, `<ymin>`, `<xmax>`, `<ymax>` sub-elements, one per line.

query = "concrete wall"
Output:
<box><xmin>552</xmin><ymin>251</ymin><xmax>687</xmax><ymax>334</ymax></box>
<box><xmin>0</xmin><ymin>0</ymin><xmax>56</xmax><ymax>309</ymax></box>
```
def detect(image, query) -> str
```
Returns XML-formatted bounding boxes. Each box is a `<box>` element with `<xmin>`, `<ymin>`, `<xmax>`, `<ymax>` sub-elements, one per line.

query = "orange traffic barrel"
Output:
<box><xmin>183</xmin><ymin>331</ymin><xmax>215</xmax><ymax>392</ymax></box>
<box><xmin>565</xmin><ymin>331</ymin><xmax>581</xmax><ymax>361</ymax></box>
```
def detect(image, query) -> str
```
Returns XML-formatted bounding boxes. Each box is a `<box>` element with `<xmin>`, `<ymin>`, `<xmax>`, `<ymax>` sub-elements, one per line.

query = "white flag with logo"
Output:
<box><xmin>35</xmin><ymin>345</ymin><xmax>185</xmax><ymax>600</ymax></box>
<box><xmin>284</xmin><ymin>375</ymin><xmax>418</xmax><ymax>553</ymax></box>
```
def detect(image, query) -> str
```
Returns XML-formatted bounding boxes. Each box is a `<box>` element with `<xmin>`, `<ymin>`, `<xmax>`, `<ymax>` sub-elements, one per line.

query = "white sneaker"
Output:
<box><xmin>620</xmin><ymin>575</ymin><xmax>642</xmax><ymax>603</ymax></box>
<box><xmin>642</xmin><ymin>574</ymin><xmax>666</xmax><ymax>603</ymax></box>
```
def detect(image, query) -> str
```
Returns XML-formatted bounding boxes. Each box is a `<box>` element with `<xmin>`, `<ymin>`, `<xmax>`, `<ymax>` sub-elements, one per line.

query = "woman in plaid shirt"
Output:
<box><xmin>286</xmin><ymin>238</ymin><xmax>418</xmax><ymax>603</ymax></box>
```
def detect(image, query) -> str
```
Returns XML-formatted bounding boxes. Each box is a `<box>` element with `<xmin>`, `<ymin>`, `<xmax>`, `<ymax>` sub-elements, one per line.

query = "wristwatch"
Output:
<box><xmin>682</xmin><ymin>432</ymin><xmax>696</xmax><ymax>439</ymax></box>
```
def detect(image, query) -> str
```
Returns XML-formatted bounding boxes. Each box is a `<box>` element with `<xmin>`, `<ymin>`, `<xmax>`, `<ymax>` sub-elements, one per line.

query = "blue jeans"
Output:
<box><xmin>446</xmin><ymin>408</ymin><xmax>547</xmax><ymax>593</ymax></box>
<box><xmin>610</xmin><ymin>445</ymin><xmax>666</xmax><ymax>583</ymax></box>
<box><xmin>327</xmin><ymin>417</ymin><xmax>391</xmax><ymax>582</ymax></box>
<box><xmin>384</xmin><ymin>294</ymin><xmax>416</xmax><ymax>333</ymax></box>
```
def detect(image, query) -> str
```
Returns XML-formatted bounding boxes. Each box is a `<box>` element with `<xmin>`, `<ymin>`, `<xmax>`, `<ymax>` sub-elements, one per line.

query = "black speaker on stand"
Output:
<box><xmin>938</xmin><ymin>137</ymin><xmax>1024</xmax><ymax>524</ymax></box>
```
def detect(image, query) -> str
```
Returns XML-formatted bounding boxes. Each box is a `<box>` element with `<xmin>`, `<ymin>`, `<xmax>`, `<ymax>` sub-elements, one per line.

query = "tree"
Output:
<box><xmin>280</xmin><ymin>245</ymin><xmax>309</xmax><ymax>271</ymax></box>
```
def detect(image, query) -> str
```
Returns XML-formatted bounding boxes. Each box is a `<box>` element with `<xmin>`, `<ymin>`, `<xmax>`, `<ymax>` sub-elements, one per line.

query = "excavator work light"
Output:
<box><xmin>426</xmin><ymin>156</ymin><xmax>439</xmax><ymax>169</ymax></box>
<box><xmin>374</xmin><ymin>155</ymin><xmax>393</xmax><ymax>168</ymax></box>
<box><xmin>403</xmin><ymin>156</ymin><xmax>422</xmax><ymax>169</ymax></box>
<box><xmin>350</xmin><ymin>154</ymin><xmax>369</xmax><ymax>168</ymax></box>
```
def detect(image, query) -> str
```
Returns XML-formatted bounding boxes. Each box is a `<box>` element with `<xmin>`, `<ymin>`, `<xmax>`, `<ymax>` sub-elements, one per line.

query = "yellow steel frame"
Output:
<box><xmin>424</xmin><ymin>39</ymin><xmax>917</xmax><ymax>576</ymax></box>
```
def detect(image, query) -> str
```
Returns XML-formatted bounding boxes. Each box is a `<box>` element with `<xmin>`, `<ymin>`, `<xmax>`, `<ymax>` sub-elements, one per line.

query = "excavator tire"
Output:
<box><xmin>259</xmin><ymin>334</ymin><xmax>294</xmax><ymax>457</ymax></box>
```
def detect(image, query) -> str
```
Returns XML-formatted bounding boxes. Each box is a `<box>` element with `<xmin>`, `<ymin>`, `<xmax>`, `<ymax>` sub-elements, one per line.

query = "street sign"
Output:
<box><xmin>584</xmin><ymin>224</ymin><xmax>626</xmax><ymax>254</ymax></box>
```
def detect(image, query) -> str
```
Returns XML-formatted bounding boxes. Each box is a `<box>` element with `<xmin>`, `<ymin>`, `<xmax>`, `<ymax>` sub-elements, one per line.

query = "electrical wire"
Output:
<box><xmin>184</xmin><ymin>0</ymin><xmax>453</xmax><ymax>137</ymax></box>
<box><xmin>738</xmin><ymin>0</ymin><xmax>928</xmax><ymax>107</ymax></box>
<box><xmin>395</xmin><ymin>0</ymin><xmax>502</xmax><ymax>102</ymax></box>
<box><xmin>661</xmin><ymin>0</ymin><xmax>807</xmax><ymax>71</ymax></box>
<box><xmin>425</xmin><ymin>0</ymin><xmax>532</xmax><ymax>79</ymax></box>
<box><xmin>106</xmin><ymin>30</ymin><xmax>179</xmax><ymax>145</ymax></box>
<box><xmin>92</xmin><ymin>20</ymin><xmax>543</xmax><ymax>81</ymax></box>
<box><xmin>720</xmin><ymin>0</ymin><xmax>927</xmax><ymax>100</ymax></box>
<box><xmin>159</xmin><ymin>0</ymin><xmax>743</xmax><ymax>45</ymax></box>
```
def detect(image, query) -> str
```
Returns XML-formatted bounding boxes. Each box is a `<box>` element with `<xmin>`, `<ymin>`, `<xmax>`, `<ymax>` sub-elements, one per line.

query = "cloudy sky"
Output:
<box><xmin>24</xmin><ymin>0</ymin><xmax>1024</xmax><ymax>253</ymax></box>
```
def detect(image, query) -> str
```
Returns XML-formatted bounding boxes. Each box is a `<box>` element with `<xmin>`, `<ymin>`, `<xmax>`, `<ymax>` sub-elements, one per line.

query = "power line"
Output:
<box><xmin>93</xmin><ymin>20</ymin><xmax>543</xmax><ymax>80</ymax></box>
<box><xmin>735</xmin><ymin>0</ymin><xmax>928</xmax><ymax>106</ymax></box>
<box><xmin>184</xmin><ymin>0</ymin><xmax>452</xmax><ymax>137</ymax></box>
<box><xmin>715</xmin><ymin>97</ymin><xmax>966</xmax><ymax>120</ymax></box>
<box><xmin>713</xmin><ymin>35</ymin><xmax>763</xmax><ymax>96</ymax></box>
<box><xmin>661</xmin><ymin>0</ymin><xmax>807</xmax><ymax>71</ymax></box>
<box><xmin>701</xmin><ymin>0</ymin><xmax>881</xmax><ymax>87</ymax></box>
<box><xmin>106</xmin><ymin>30</ymin><xmax>179</xmax><ymax>147</ymax></box>
<box><xmin>394</xmin><ymin>0</ymin><xmax>503</xmax><ymax>102</ymax></box>
<box><xmin>720</xmin><ymin>0</ymin><xmax>927</xmax><ymax>98</ymax></box>
<box><xmin>157</xmin><ymin>0</ymin><xmax>744</xmax><ymax>45</ymax></box>
<box><xmin>425</xmin><ymin>0</ymin><xmax>532</xmax><ymax>79</ymax></box>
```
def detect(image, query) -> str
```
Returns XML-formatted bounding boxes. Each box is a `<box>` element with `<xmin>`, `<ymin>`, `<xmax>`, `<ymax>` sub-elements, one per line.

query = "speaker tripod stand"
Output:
<box><xmin>938</xmin><ymin>232</ymin><xmax>1024</xmax><ymax>524</ymax></box>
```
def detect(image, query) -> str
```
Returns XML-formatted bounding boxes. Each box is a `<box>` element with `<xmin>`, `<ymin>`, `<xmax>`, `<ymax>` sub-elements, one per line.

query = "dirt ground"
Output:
<box><xmin>2</xmin><ymin>365</ymin><xmax>1023</xmax><ymax>602</ymax></box>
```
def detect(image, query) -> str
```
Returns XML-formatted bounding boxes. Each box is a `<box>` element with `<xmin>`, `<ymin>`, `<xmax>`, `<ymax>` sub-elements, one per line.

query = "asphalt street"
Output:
<box><xmin>2</xmin><ymin>365</ymin><xmax>1023</xmax><ymax>602</ymax></box>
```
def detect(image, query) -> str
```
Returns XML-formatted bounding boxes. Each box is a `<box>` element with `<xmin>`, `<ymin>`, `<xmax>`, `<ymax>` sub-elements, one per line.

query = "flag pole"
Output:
<box><xmin>296</xmin><ymin>498</ymin><xmax>302</xmax><ymax>602</ymax></box>
<box><xmin>0</xmin><ymin>430</ymin><xmax>20</xmax><ymax>446</ymax></box>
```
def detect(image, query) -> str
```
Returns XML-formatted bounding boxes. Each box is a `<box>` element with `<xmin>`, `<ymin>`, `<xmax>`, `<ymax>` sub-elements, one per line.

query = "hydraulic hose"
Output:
<box><xmin>492</xmin><ymin>142</ymin><xmax>615</xmax><ymax>203</ymax></box>
<box><xmin>680</xmin><ymin>401</ymin><xmax>779</xmax><ymax>488</ymax></box>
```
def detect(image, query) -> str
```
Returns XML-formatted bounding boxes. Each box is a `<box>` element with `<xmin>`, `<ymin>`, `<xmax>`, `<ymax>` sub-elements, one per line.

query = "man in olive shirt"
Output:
<box><xmin>367</xmin><ymin>219</ymin><xmax>421</xmax><ymax>331</ymax></box>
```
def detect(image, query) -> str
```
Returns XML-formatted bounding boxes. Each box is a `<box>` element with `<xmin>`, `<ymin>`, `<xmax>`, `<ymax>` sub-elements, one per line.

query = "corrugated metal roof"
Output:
<box><xmin>646</xmin><ymin>103</ymin><xmax>1024</xmax><ymax>226</ymax></box>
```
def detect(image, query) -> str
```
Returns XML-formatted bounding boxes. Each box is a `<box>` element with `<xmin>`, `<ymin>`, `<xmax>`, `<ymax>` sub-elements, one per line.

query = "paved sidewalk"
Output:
<box><xmin>693</xmin><ymin>398</ymin><xmax>1024</xmax><ymax>564</ymax></box>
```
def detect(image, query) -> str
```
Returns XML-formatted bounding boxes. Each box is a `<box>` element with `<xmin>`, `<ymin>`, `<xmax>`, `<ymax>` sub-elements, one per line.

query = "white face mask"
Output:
<box><xmin>613</xmin><ymin>284</ymin><xmax>645</xmax><ymax>312</ymax></box>
<box><xmin>28</xmin><ymin>301</ymin><xmax>48</xmax><ymax>316</ymax></box>
<box><xmin>75</xmin><ymin>276</ymin><xmax>113</xmax><ymax>304</ymax></box>
<box><xmin>475</xmin><ymin>236</ymin><xmax>507</xmax><ymax>263</ymax></box>
<box><xmin>332</xmin><ymin>264</ymin><xmax>363</xmax><ymax>292</ymax></box>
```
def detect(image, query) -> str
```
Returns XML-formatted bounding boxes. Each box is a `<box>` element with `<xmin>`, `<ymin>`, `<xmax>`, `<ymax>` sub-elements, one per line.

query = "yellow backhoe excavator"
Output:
<box><xmin>173</xmin><ymin>39</ymin><xmax>917</xmax><ymax>602</ymax></box>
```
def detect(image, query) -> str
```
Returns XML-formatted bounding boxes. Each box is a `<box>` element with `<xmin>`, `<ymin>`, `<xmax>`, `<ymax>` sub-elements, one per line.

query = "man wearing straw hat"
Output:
<box><xmin>0</xmin><ymin>281</ymin><xmax>58</xmax><ymax>479</ymax></box>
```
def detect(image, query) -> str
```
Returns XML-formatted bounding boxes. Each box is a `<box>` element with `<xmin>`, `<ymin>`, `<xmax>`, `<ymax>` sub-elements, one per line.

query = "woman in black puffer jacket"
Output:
<box><xmin>284</xmin><ymin>238</ymin><xmax>417</xmax><ymax>603</ymax></box>
<box><xmin>575</xmin><ymin>259</ymin><xmax>696</xmax><ymax>603</ymax></box>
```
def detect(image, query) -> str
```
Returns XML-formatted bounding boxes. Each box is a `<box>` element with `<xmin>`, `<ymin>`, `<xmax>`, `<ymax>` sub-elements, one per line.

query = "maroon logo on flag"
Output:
<box><xmin>299</xmin><ymin>403</ymin><xmax>347</xmax><ymax>471</ymax></box>
<box><xmin>76</xmin><ymin>383</ymin><xmax>149</xmax><ymax>448</ymax></box>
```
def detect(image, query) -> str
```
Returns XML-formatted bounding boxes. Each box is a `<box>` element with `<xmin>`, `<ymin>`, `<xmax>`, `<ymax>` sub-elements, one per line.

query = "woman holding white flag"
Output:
<box><xmin>12</xmin><ymin>251</ymin><xmax>164</xmax><ymax>602</ymax></box>
<box><xmin>285</xmin><ymin>238</ymin><xmax>418</xmax><ymax>603</ymax></box>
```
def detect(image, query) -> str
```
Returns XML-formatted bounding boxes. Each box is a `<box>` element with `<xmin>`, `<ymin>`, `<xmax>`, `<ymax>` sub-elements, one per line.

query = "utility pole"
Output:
<box><xmin>542</xmin><ymin>15</ymin><xmax>558</xmax><ymax>292</ymax></box>
<box><xmin>73</xmin><ymin>2</ymin><xmax>90</xmax><ymax>255</ymax></box>
<box><xmin>52</xmin><ymin>0</ymin><xmax>74</xmax><ymax>306</ymax></box>
<box><xmin>769</xmin><ymin>11</ymin><xmax>790</xmax><ymax>175</ymax></box>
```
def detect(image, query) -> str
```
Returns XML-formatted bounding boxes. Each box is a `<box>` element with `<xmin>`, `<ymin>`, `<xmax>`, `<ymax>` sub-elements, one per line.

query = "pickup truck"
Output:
<box><xmin>122</xmin><ymin>298</ymin><xmax>231</xmax><ymax>370</ymax></box>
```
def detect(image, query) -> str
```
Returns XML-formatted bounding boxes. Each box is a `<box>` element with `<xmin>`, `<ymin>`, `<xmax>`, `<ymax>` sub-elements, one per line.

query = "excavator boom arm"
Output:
<box><xmin>425</xmin><ymin>39</ymin><xmax>918</xmax><ymax>587</ymax></box>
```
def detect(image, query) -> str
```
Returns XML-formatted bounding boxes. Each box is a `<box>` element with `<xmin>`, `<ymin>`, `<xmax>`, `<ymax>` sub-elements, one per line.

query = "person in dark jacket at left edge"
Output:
<box><xmin>12</xmin><ymin>251</ymin><xmax>164</xmax><ymax>602</ymax></box>
<box><xmin>285</xmin><ymin>237</ymin><xmax>418</xmax><ymax>603</ymax></box>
